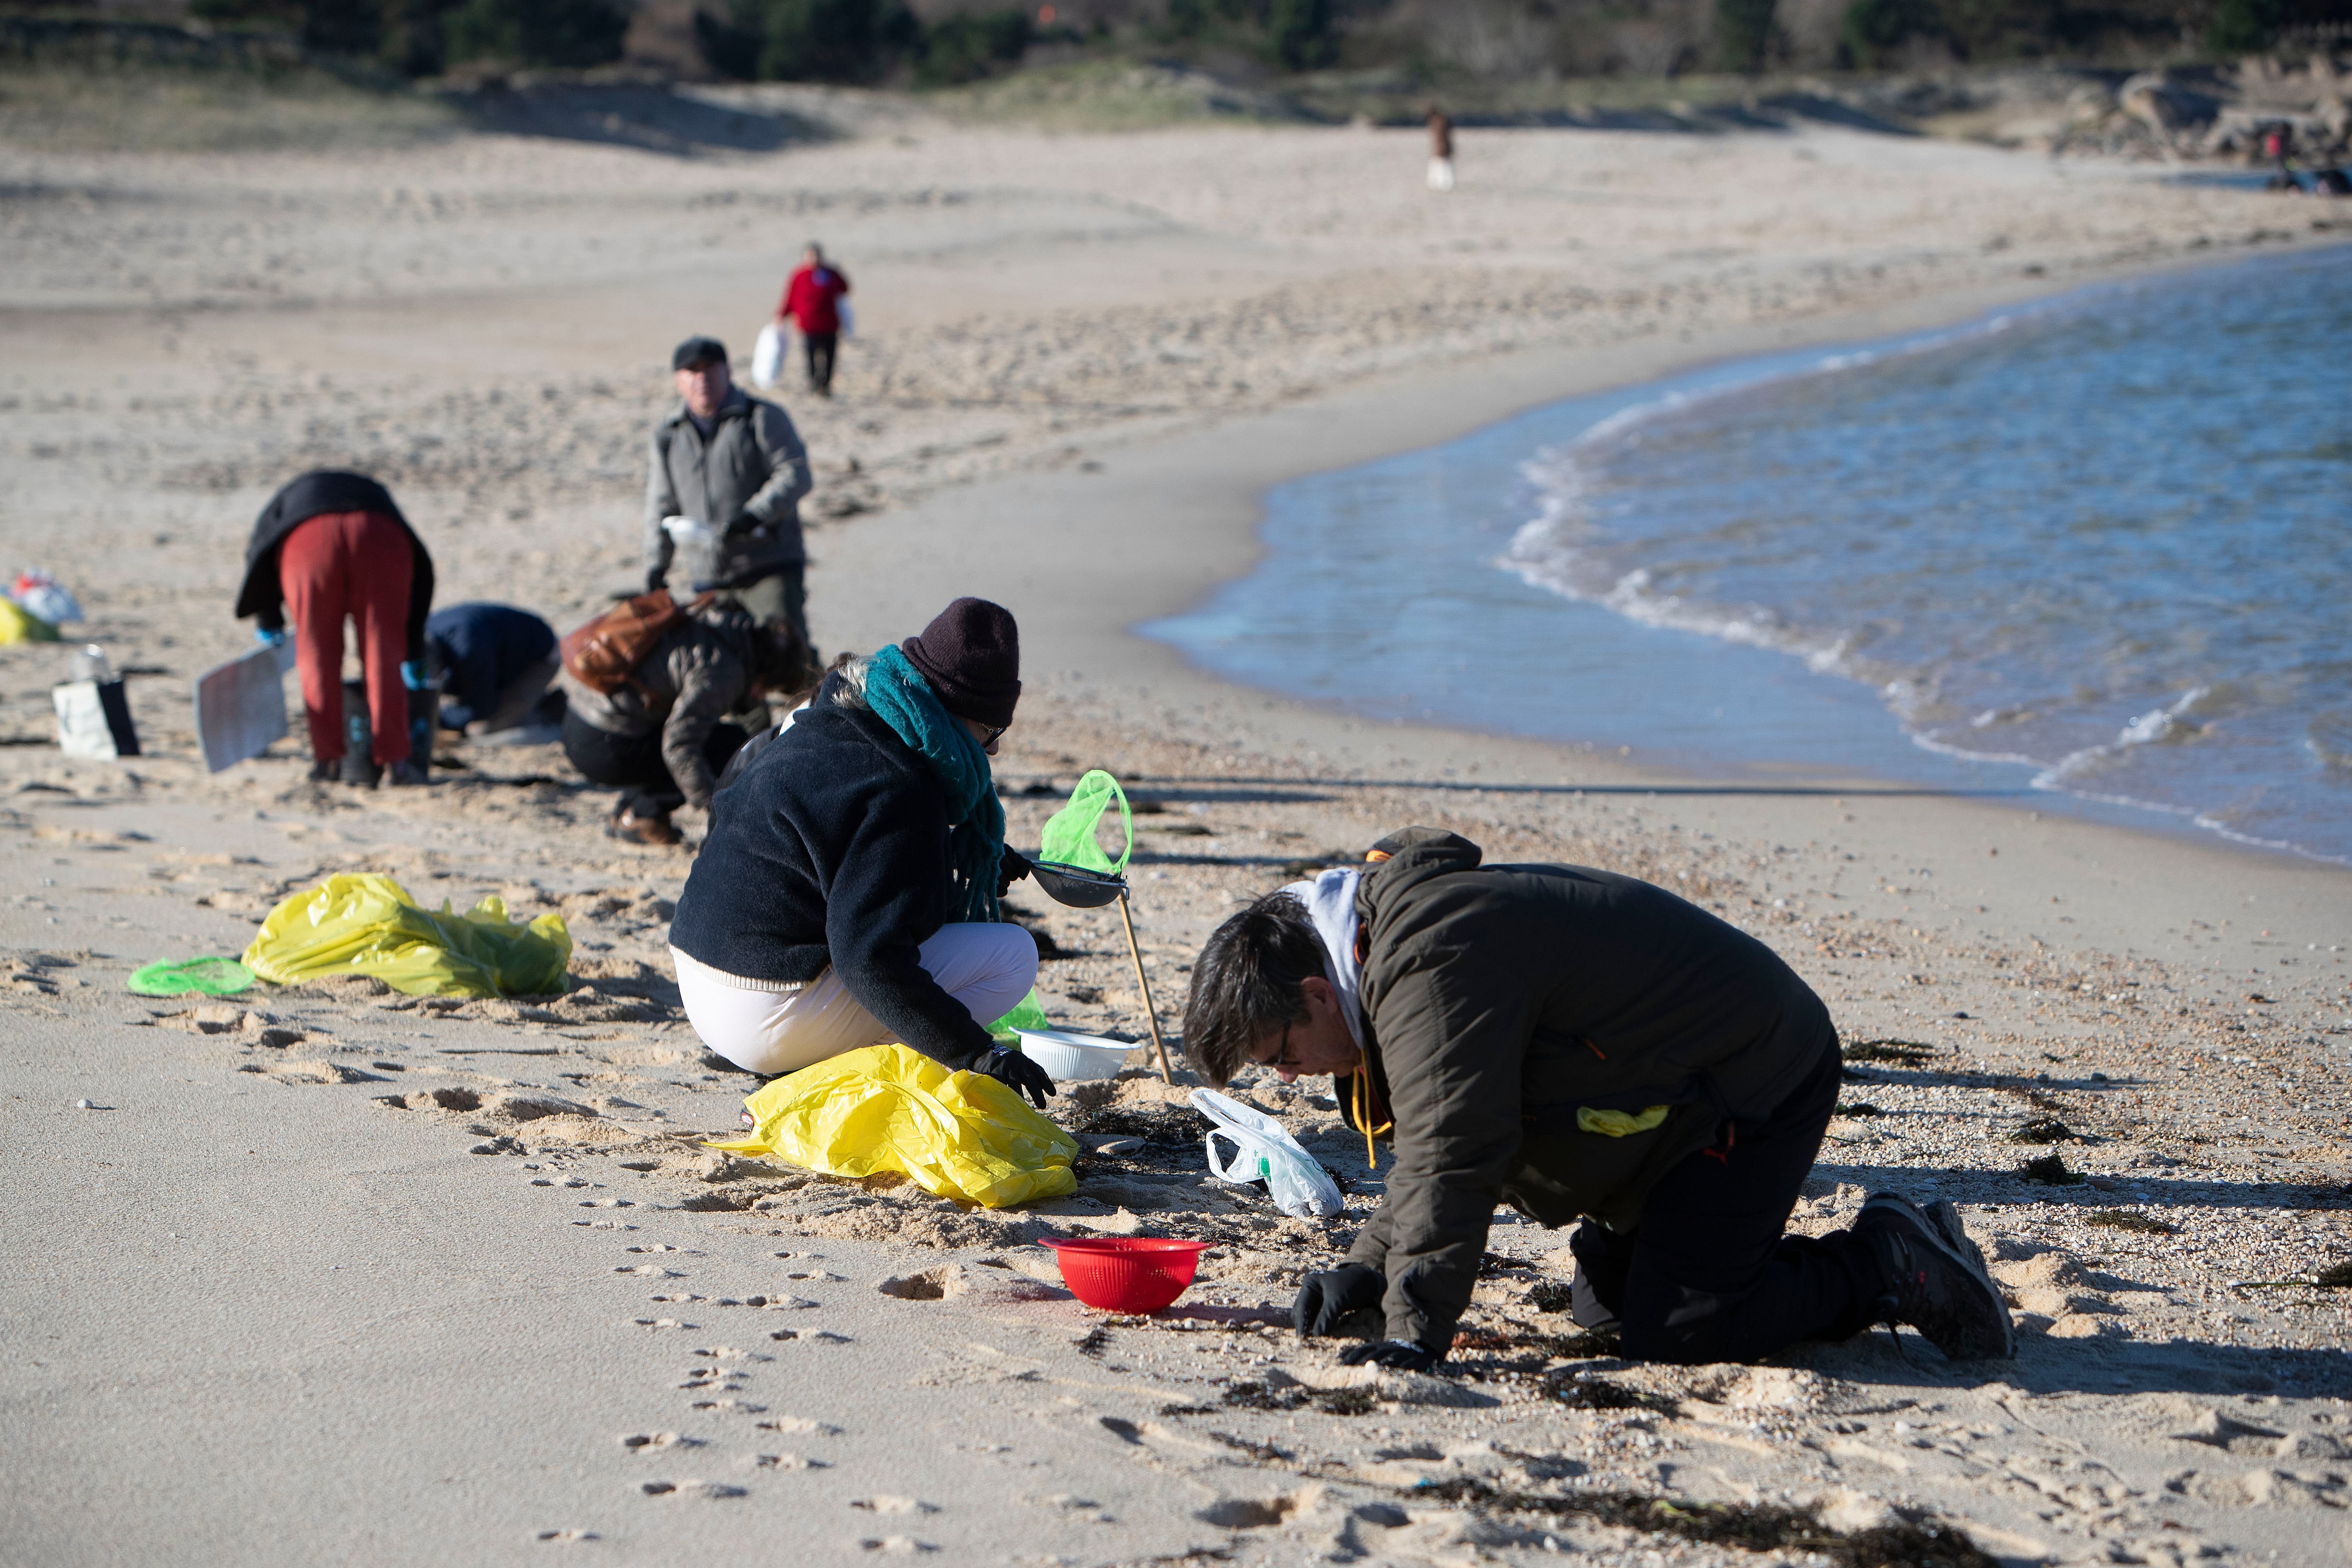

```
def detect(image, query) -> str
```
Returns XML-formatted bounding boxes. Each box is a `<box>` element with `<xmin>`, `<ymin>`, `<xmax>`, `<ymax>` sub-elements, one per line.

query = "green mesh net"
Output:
<box><xmin>987</xmin><ymin>988</ymin><xmax>1051</xmax><ymax>1044</ymax></box>
<box><xmin>127</xmin><ymin>956</ymin><xmax>255</xmax><ymax>997</ymax></box>
<box><xmin>1037</xmin><ymin>769</ymin><xmax>1132</xmax><ymax>876</ymax></box>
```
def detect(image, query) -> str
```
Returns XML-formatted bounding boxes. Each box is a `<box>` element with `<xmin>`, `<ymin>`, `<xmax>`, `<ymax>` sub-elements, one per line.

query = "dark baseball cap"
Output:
<box><xmin>672</xmin><ymin>335</ymin><xmax>728</xmax><ymax>371</ymax></box>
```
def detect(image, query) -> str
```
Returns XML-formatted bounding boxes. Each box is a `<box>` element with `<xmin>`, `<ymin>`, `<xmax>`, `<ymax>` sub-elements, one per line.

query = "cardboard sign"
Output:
<box><xmin>193</xmin><ymin>642</ymin><xmax>292</xmax><ymax>773</ymax></box>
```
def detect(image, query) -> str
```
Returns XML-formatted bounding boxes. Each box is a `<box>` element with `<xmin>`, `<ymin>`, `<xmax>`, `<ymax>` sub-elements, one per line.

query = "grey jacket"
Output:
<box><xmin>557</xmin><ymin>606</ymin><xmax>762</xmax><ymax>812</ymax></box>
<box><xmin>1342</xmin><ymin>828</ymin><xmax>1834</xmax><ymax>1353</ymax></box>
<box><xmin>643</xmin><ymin>390</ymin><xmax>812</xmax><ymax>589</ymax></box>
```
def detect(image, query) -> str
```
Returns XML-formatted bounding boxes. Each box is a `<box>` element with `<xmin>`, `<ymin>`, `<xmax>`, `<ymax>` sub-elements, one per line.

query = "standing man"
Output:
<box><xmin>778</xmin><ymin>243</ymin><xmax>851</xmax><ymax>397</ymax></box>
<box><xmin>1183</xmin><ymin>828</ymin><xmax>2015</xmax><ymax>1371</ymax></box>
<box><xmin>644</xmin><ymin>334</ymin><xmax>815</xmax><ymax>655</ymax></box>
<box><xmin>236</xmin><ymin>470</ymin><xmax>436</xmax><ymax>787</ymax></box>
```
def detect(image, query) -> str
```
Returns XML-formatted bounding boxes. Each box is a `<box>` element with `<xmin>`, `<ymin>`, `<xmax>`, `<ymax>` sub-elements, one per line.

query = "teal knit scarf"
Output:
<box><xmin>862</xmin><ymin>644</ymin><xmax>1005</xmax><ymax>923</ymax></box>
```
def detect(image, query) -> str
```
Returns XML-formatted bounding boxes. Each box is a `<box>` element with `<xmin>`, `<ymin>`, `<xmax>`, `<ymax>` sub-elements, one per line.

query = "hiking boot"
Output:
<box><xmin>308</xmin><ymin>758</ymin><xmax>339</xmax><ymax>783</ymax></box>
<box><xmin>608</xmin><ymin>805</ymin><xmax>681</xmax><ymax>846</ymax></box>
<box><xmin>383</xmin><ymin>758</ymin><xmax>431</xmax><ymax>788</ymax></box>
<box><xmin>1856</xmin><ymin>1193</ymin><xmax>2016</xmax><ymax>1361</ymax></box>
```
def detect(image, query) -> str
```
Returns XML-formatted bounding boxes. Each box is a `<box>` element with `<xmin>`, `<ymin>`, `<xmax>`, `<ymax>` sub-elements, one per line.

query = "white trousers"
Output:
<box><xmin>672</xmin><ymin>923</ymin><xmax>1038</xmax><ymax>1078</ymax></box>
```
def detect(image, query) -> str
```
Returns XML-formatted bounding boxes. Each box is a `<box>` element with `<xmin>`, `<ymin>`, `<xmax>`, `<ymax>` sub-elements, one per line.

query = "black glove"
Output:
<box><xmin>996</xmin><ymin>846</ymin><xmax>1033</xmax><ymax>899</ymax></box>
<box><xmin>974</xmin><ymin>1045</ymin><xmax>1055</xmax><ymax>1110</ymax></box>
<box><xmin>1339</xmin><ymin>1338</ymin><xmax>1442</xmax><ymax>1373</ymax></box>
<box><xmin>645</xmin><ymin>567</ymin><xmax>667</xmax><ymax>596</ymax></box>
<box><xmin>1293</xmin><ymin>1261</ymin><xmax>1383</xmax><ymax>1337</ymax></box>
<box><xmin>720</xmin><ymin>507</ymin><xmax>761</xmax><ymax>538</ymax></box>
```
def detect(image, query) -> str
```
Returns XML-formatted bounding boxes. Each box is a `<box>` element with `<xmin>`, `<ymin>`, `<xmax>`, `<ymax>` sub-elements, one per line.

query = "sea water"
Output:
<box><xmin>1144</xmin><ymin>245</ymin><xmax>2352</xmax><ymax>865</ymax></box>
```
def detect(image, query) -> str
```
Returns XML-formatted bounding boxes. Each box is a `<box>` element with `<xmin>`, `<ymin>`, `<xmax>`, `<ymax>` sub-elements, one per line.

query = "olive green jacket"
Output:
<box><xmin>1342</xmin><ymin>828</ymin><xmax>1834</xmax><ymax>1352</ymax></box>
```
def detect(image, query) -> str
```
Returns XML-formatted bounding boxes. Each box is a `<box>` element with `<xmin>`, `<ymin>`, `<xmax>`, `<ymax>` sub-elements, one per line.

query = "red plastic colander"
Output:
<box><xmin>1043</xmin><ymin>1236</ymin><xmax>1209</xmax><ymax>1314</ymax></box>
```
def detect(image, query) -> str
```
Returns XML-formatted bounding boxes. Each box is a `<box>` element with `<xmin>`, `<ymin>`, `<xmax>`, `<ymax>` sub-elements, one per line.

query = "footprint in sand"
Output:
<box><xmin>750</xmin><ymin>1453</ymin><xmax>826</xmax><ymax>1471</ymax></box>
<box><xmin>757</xmin><ymin>1416</ymin><xmax>842</xmax><ymax>1437</ymax></box>
<box><xmin>851</xmin><ymin>1496</ymin><xmax>937</xmax><ymax>1516</ymax></box>
<box><xmin>532</xmin><ymin>1528</ymin><xmax>596</xmax><ymax>1543</ymax></box>
<box><xmin>857</xmin><ymin>1534</ymin><xmax>935</xmax><ymax>1553</ymax></box>
<box><xmin>572</xmin><ymin>1220</ymin><xmax>637</xmax><ymax>1230</ymax></box>
<box><xmin>619</xmin><ymin>1432</ymin><xmax>701</xmax><ymax>1454</ymax></box>
<box><xmin>632</xmin><ymin>1318</ymin><xmax>697</xmax><ymax>1330</ymax></box>
<box><xmin>617</xmin><ymin>1265</ymin><xmax>682</xmax><ymax>1277</ymax></box>
<box><xmin>687</xmin><ymin>1397</ymin><xmax>764</xmax><ymax>1414</ymax></box>
<box><xmin>639</xmin><ymin>1479</ymin><xmax>746</xmax><ymax>1500</ymax></box>
<box><xmin>769</xmin><ymin>1328</ymin><xmax>852</xmax><ymax>1345</ymax></box>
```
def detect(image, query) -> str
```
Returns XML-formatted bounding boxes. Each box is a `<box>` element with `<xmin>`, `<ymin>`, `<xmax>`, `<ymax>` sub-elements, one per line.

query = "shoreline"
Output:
<box><xmin>1134</xmin><ymin>239</ymin><xmax>2352</xmax><ymax>875</ymax></box>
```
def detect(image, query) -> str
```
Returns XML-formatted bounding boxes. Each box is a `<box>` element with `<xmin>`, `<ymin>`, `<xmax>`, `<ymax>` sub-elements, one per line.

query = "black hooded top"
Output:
<box><xmin>234</xmin><ymin>471</ymin><xmax>436</xmax><ymax>661</ymax></box>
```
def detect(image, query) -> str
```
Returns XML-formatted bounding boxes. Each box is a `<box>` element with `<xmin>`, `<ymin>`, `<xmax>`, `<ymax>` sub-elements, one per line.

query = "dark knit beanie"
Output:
<box><xmin>902</xmin><ymin>597</ymin><xmax>1021</xmax><ymax>729</ymax></box>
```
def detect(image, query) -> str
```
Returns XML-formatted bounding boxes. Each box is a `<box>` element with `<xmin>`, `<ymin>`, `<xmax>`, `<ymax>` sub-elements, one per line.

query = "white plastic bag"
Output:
<box><xmin>10</xmin><ymin>570</ymin><xmax>82</xmax><ymax>627</ymax></box>
<box><xmin>1190</xmin><ymin>1087</ymin><xmax>1343</xmax><ymax>1219</ymax></box>
<box><xmin>835</xmin><ymin>300</ymin><xmax>854</xmax><ymax>339</ymax></box>
<box><xmin>751</xmin><ymin>322</ymin><xmax>784</xmax><ymax>389</ymax></box>
<box><xmin>661</xmin><ymin>515</ymin><xmax>723</xmax><ymax>590</ymax></box>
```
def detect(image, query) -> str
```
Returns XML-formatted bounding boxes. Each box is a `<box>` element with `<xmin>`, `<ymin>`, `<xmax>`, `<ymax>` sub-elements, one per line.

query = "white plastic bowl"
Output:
<box><xmin>1015</xmin><ymin>1028</ymin><xmax>1134</xmax><ymax>1081</ymax></box>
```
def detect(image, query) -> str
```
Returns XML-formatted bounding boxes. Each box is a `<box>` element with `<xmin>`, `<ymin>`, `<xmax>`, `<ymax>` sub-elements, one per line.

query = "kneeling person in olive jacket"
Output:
<box><xmin>1184</xmin><ymin>828</ymin><xmax>2013</xmax><ymax>1370</ymax></box>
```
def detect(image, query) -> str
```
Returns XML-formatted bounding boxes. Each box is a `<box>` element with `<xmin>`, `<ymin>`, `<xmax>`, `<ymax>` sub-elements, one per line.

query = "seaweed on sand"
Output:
<box><xmin>1843</xmin><ymin>1039</ymin><xmax>1938</xmax><ymax>1065</ymax></box>
<box><xmin>1410</xmin><ymin>1478</ymin><xmax>1999</xmax><ymax>1568</ymax></box>
<box><xmin>1543</xmin><ymin>1374</ymin><xmax>1679</xmax><ymax>1415</ymax></box>
<box><xmin>1217</xmin><ymin>1379</ymin><xmax>1378</xmax><ymax>1416</ymax></box>
<box><xmin>2019</xmin><ymin>1153</ymin><xmax>2082</xmax><ymax>1185</ymax></box>
<box><xmin>1072</xmin><ymin>1102</ymin><xmax>1210</xmax><ymax>1145</ymax></box>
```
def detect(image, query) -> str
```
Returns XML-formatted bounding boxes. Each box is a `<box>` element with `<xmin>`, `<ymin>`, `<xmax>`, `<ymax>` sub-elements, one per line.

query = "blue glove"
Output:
<box><xmin>400</xmin><ymin>661</ymin><xmax>432</xmax><ymax>692</ymax></box>
<box><xmin>1338</xmin><ymin>1338</ymin><xmax>1442</xmax><ymax>1373</ymax></box>
<box><xmin>254</xmin><ymin>627</ymin><xmax>286</xmax><ymax>648</ymax></box>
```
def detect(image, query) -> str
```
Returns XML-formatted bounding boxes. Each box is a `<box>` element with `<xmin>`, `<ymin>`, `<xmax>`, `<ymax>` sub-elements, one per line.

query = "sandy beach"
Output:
<box><xmin>4</xmin><ymin>92</ymin><xmax>2350</xmax><ymax>1566</ymax></box>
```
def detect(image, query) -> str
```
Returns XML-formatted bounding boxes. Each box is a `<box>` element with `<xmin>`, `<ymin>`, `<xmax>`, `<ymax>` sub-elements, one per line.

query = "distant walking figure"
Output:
<box><xmin>1427</xmin><ymin>105</ymin><xmax>1455</xmax><ymax>192</ymax></box>
<box><xmin>779</xmin><ymin>244</ymin><xmax>852</xmax><ymax>396</ymax></box>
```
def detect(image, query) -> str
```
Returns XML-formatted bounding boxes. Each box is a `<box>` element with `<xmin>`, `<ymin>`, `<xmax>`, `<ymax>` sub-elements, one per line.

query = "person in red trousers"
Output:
<box><xmin>778</xmin><ymin>243</ymin><xmax>851</xmax><ymax>396</ymax></box>
<box><xmin>235</xmin><ymin>470</ymin><xmax>437</xmax><ymax>787</ymax></box>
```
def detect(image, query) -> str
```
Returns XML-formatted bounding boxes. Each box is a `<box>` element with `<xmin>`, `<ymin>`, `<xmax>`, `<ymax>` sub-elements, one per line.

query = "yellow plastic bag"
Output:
<box><xmin>709</xmin><ymin>1043</ymin><xmax>1079</xmax><ymax>1209</ymax></box>
<box><xmin>242</xmin><ymin>872</ymin><xmax>571</xmax><ymax>998</ymax></box>
<box><xmin>0</xmin><ymin>598</ymin><xmax>58</xmax><ymax>645</ymax></box>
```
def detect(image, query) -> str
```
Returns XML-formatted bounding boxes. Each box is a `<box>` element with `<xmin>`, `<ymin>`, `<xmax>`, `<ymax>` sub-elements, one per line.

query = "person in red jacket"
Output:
<box><xmin>778</xmin><ymin>243</ymin><xmax>851</xmax><ymax>396</ymax></box>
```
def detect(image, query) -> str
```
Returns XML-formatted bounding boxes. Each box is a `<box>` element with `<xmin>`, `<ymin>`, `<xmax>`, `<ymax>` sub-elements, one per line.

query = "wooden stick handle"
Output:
<box><xmin>1119</xmin><ymin>893</ymin><xmax>1176</xmax><ymax>1085</ymax></box>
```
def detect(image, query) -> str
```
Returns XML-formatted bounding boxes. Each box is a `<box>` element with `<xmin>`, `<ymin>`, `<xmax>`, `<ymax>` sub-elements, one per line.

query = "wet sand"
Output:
<box><xmin>3</xmin><ymin>97</ymin><xmax>2349</xmax><ymax>1565</ymax></box>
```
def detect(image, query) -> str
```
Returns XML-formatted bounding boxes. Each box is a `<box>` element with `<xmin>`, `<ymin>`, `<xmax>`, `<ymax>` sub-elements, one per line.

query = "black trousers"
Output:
<box><xmin>803</xmin><ymin>330</ymin><xmax>837</xmax><ymax>391</ymax></box>
<box><xmin>1574</xmin><ymin>1039</ymin><xmax>1888</xmax><ymax>1365</ymax></box>
<box><xmin>561</xmin><ymin>711</ymin><xmax>747</xmax><ymax>818</ymax></box>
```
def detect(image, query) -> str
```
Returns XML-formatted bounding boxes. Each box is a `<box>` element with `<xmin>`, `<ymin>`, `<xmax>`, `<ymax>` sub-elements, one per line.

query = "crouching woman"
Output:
<box><xmin>665</xmin><ymin>597</ymin><xmax>1053</xmax><ymax>1107</ymax></box>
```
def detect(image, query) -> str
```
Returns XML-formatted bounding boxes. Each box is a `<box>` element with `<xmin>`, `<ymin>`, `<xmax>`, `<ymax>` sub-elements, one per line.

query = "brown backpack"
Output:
<box><xmin>560</xmin><ymin>589</ymin><xmax>715</xmax><ymax>696</ymax></box>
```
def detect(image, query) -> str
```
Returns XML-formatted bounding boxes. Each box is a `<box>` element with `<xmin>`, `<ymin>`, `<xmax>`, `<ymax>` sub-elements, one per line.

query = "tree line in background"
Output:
<box><xmin>176</xmin><ymin>0</ymin><xmax>2352</xmax><ymax>81</ymax></box>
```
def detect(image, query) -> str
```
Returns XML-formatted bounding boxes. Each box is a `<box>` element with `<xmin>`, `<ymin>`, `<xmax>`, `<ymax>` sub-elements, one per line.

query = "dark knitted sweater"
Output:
<box><xmin>667</xmin><ymin>674</ymin><xmax>995</xmax><ymax>1069</ymax></box>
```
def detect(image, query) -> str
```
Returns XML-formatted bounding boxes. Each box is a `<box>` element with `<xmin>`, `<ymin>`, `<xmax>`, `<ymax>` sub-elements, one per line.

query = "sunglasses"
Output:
<box><xmin>977</xmin><ymin>721</ymin><xmax>1010</xmax><ymax>747</ymax></box>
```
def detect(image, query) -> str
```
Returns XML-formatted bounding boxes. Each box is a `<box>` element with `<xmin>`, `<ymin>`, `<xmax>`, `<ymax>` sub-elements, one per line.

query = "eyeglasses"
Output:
<box><xmin>977</xmin><ymin>721</ymin><xmax>1010</xmax><ymax>748</ymax></box>
<box><xmin>1257</xmin><ymin>1020</ymin><xmax>1303</xmax><ymax>1071</ymax></box>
